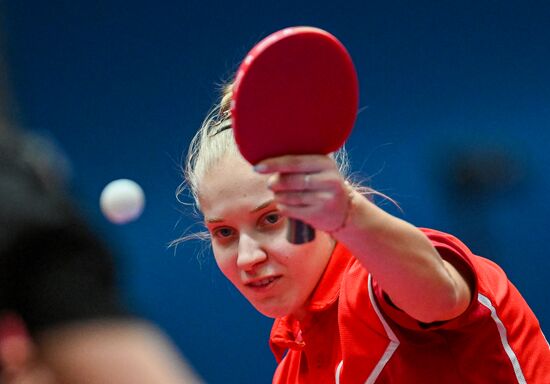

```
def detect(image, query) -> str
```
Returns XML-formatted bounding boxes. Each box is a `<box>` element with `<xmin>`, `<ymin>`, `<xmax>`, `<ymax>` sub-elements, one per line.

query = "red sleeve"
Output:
<box><xmin>372</xmin><ymin>228</ymin><xmax>485</xmax><ymax>331</ymax></box>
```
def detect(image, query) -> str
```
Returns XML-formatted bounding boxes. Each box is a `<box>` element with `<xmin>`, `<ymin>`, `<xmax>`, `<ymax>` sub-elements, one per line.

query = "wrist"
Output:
<box><xmin>327</xmin><ymin>184</ymin><xmax>355</xmax><ymax>235</ymax></box>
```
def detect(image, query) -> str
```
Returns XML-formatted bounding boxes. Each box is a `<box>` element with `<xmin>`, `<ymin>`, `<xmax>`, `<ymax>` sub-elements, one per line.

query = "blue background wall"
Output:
<box><xmin>3</xmin><ymin>1</ymin><xmax>549</xmax><ymax>382</ymax></box>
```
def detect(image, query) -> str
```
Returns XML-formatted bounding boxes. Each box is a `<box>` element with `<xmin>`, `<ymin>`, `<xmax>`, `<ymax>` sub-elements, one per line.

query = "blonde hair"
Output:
<box><xmin>175</xmin><ymin>80</ymin><xmax>393</xmax><ymax>244</ymax></box>
<box><xmin>180</xmin><ymin>82</ymin><xmax>239</xmax><ymax>210</ymax></box>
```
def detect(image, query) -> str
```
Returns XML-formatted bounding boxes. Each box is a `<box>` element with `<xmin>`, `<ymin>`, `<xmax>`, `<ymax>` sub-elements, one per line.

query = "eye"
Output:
<box><xmin>212</xmin><ymin>227</ymin><xmax>235</xmax><ymax>239</ymax></box>
<box><xmin>261</xmin><ymin>211</ymin><xmax>283</xmax><ymax>226</ymax></box>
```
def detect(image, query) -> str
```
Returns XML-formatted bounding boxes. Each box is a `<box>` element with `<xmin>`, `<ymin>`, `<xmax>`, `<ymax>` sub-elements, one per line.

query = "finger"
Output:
<box><xmin>275</xmin><ymin>185</ymin><xmax>353</xmax><ymax>232</ymax></box>
<box><xmin>268</xmin><ymin>173</ymin><xmax>314</xmax><ymax>191</ymax></box>
<box><xmin>268</xmin><ymin>171</ymin><xmax>343</xmax><ymax>192</ymax></box>
<box><xmin>277</xmin><ymin>203</ymin><xmax>329</xmax><ymax>224</ymax></box>
<box><xmin>254</xmin><ymin>154</ymin><xmax>336</xmax><ymax>174</ymax></box>
<box><xmin>277</xmin><ymin>201</ymin><xmax>348</xmax><ymax>233</ymax></box>
<box><xmin>273</xmin><ymin>190</ymin><xmax>334</xmax><ymax>207</ymax></box>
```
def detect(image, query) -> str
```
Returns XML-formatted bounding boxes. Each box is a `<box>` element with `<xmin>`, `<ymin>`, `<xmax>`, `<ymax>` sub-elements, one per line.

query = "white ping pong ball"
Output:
<box><xmin>100</xmin><ymin>179</ymin><xmax>145</xmax><ymax>224</ymax></box>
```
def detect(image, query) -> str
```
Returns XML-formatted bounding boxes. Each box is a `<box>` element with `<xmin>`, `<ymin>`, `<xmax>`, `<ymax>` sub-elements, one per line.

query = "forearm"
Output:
<box><xmin>332</xmin><ymin>191</ymin><xmax>471</xmax><ymax>323</ymax></box>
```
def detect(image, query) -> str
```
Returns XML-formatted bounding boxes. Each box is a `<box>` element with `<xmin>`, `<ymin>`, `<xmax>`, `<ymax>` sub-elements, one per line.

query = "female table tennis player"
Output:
<box><xmin>178</xmin><ymin>82</ymin><xmax>550</xmax><ymax>383</ymax></box>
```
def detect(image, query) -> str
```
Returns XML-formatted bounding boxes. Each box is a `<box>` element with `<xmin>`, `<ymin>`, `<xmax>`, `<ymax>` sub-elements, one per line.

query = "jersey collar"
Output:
<box><xmin>269</xmin><ymin>242</ymin><xmax>353</xmax><ymax>361</ymax></box>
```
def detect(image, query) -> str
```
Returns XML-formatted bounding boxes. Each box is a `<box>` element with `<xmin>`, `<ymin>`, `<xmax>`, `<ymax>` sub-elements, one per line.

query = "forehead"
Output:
<box><xmin>197</xmin><ymin>153</ymin><xmax>272</xmax><ymax>214</ymax></box>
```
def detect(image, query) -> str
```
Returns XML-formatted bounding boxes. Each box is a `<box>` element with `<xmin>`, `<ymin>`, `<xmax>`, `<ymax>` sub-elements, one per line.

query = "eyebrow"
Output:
<box><xmin>205</xmin><ymin>199</ymin><xmax>275</xmax><ymax>224</ymax></box>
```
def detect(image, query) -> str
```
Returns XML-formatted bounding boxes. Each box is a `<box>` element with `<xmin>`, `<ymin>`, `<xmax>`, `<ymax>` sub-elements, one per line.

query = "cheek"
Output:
<box><xmin>287</xmin><ymin>240</ymin><xmax>332</xmax><ymax>279</ymax></box>
<box><xmin>212</xmin><ymin>247</ymin><xmax>237</xmax><ymax>279</ymax></box>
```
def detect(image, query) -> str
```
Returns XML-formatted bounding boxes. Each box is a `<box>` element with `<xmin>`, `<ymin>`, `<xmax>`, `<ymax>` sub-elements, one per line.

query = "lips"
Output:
<box><xmin>245</xmin><ymin>275</ymin><xmax>281</xmax><ymax>289</ymax></box>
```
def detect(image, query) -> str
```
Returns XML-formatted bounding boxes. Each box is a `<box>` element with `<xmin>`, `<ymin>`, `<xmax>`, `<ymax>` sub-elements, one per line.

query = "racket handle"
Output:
<box><xmin>287</xmin><ymin>219</ymin><xmax>315</xmax><ymax>244</ymax></box>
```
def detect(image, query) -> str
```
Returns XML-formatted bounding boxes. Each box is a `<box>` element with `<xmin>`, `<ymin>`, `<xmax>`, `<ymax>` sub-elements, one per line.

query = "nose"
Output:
<box><xmin>237</xmin><ymin>232</ymin><xmax>267</xmax><ymax>271</ymax></box>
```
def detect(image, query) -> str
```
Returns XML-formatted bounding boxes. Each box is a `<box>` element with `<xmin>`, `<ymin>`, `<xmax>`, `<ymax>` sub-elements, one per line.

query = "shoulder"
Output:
<box><xmin>338</xmin><ymin>228</ymin><xmax>522</xmax><ymax>330</ymax></box>
<box><xmin>418</xmin><ymin>228</ymin><xmax>513</xmax><ymax>299</ymax></box>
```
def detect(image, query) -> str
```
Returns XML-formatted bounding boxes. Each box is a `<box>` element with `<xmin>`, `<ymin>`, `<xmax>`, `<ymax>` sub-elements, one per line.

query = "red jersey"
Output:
<box><xmin>270</xmin><ymin>229</ymin><xmax>550</xmax><ymax>383</ymax></box>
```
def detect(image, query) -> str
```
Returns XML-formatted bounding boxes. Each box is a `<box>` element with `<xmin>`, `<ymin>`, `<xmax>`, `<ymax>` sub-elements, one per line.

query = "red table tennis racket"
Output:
<box><xmin>231</xmin><ymin>26</ymin><xmax>359</xmax><ymax>244</ymax></box>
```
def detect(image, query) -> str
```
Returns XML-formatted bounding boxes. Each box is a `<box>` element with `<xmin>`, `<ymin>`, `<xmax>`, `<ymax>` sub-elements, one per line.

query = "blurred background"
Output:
<box><xmin>1</xmin><ymin>1</ymin><xmax>548</xmax><ymax>382</ymax></box>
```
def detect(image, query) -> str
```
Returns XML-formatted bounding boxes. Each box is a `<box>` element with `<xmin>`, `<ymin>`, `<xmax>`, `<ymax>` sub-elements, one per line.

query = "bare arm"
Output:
<box><xmin>257</xmin><ymin>154</ymin><xmax>472</xmax><ymax>323</ymax></box>
<box><xmin>331</xmin><ymin>192</ymin><xmax>471</xmax><ymax>323</ymax></box>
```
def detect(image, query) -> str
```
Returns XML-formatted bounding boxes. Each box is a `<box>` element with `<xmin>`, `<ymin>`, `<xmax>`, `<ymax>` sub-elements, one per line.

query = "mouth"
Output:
<box><xmin>245</xmin><ymin>276</ymin><xmax>281</xmax><ymax>291</ymax></box>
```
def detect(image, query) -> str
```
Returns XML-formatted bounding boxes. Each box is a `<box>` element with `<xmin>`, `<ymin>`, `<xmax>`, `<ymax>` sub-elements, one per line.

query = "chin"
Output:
<box><xmin>253</xmin><ymin>304</ymin><xmax>292</xmax><ymax>319</ymax></box>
